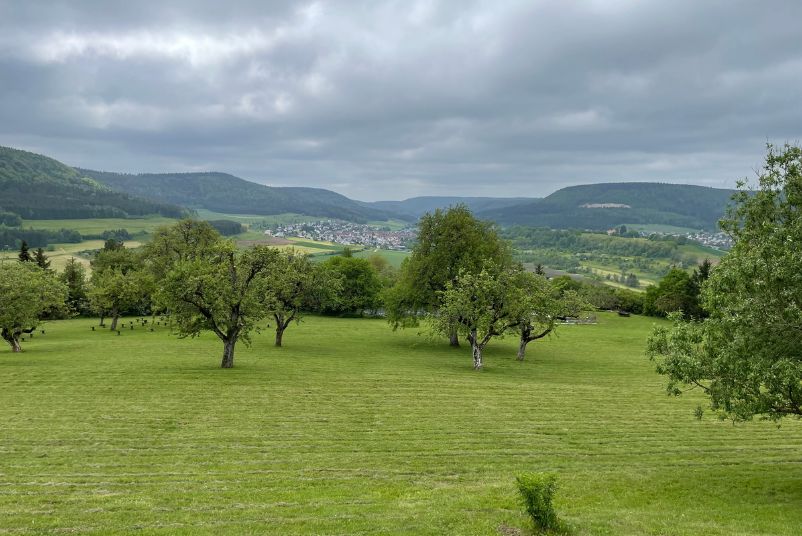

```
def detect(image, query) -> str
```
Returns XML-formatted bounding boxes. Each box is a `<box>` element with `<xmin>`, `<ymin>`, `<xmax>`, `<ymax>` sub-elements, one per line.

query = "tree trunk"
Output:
<box><xmin>99</xmin><ymin>312</ymin><xmax>105</xmax><ymax>327</ymax></box>
<box><xmin>221</xmin><ymin>338</ymin><xmax>236</xmax><ymax>368</ymax></box>
<box><xmin>517</xmin><ymin>337</ymin><xmax>528</xmax><ymax>361</ymax></box>
<box><xmin>110</xmin><ymin>311</ymin><xmax>119</xmax><ymax>331</ymax></box>
<box><xmin>2</xmin><ymin>329</ymin><xmax>21</xmax><ymax>352</ymax></box>
<box><xmin>472</xmin><ymin>342</ymin><xmax>483</xmax><ymax>370</ymax></box>
<box><xmin>449</xmin><ymin>327</ymin><xmax>460</xmax><ymax>347</ymax></box>
<box><xmin>469</xmin><ymin>328</ymin><xmax>483</xmax><ymax>370</ymax></box>
<box><xmin>274</xmin><ymin>313</ymin><xmax>287</xmax><ymax>347</ymax></box>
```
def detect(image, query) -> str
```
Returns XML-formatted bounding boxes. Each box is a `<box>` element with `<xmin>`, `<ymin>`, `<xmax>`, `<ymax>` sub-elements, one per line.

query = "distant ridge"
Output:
<box><xmin>78</xmin><ymin>169</ymin><xmax>397</xmax><ymax>223</ymax></box>
<box><xmin>478</xmin><ymin>182</ymin><xmax>736</xmax><ymax>231</ymax></box>
<box><xmin>363</xmin><ymin>196</ymin><xmax>536</xmax><ymax>219</ymax></box>
<box><xmin>0</xmin><ymin>146</ymin><xmax>184</xmax><ymax>219</ymax></box>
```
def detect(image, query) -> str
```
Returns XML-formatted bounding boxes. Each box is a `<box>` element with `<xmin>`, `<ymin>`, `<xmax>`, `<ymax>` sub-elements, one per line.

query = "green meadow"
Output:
<box><xmin>2</xmin><ymin>313</ymin><xmax>801</xmax><ymax>535</ymax></box>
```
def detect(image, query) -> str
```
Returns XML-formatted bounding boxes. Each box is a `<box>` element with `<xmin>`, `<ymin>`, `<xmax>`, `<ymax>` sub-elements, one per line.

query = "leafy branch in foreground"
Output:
<box><xmin>647</xmin><ymin>144</ymin><xmax>802</xmax><ymax>421</ymax></box>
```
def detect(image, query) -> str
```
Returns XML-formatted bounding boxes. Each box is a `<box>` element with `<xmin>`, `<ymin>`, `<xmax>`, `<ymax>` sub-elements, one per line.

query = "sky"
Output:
<box><xmin>1</xmin><ymin>1</ymin><xmax>800</xmax><ymax>201</ymax></box>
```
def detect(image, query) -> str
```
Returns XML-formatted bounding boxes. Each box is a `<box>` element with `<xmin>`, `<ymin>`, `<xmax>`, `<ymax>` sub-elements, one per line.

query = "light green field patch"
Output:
<box><xmin>20</xmin><ymin>216</ymin><xmax>177</xmax><ymax>235</ymax></box>
<box><xmin>353</xmin><ymin>248</ymin><xmax>410</xmax><ymax>268</ymax></box>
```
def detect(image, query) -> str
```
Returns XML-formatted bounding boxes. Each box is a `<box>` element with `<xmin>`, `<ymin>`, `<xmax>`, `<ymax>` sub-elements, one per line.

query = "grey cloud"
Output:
<box><xmin>1</xmin><ymin>0</ymin><xmax>800</xmax><ymax>200</ymax></box>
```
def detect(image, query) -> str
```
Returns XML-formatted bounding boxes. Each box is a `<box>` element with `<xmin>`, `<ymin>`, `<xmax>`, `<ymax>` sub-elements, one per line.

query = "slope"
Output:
<box><xmin>80</xmin><ymin>169</ymin><xmax>396</xmax><ymax>223</ymax></box>
<box><xmin>366</xmin><ymin>196</ymin><xmax>536</xmax><ymax>219</ymax></box>
<box><xmin>0</xmin><ymin>146</ymin><xmax>185</xmax><ymax>219</ymax></box>
<box><xmin>480</xmin><ymin>182</ymin><xmax>735</xmax><ymax>231</ymax></box>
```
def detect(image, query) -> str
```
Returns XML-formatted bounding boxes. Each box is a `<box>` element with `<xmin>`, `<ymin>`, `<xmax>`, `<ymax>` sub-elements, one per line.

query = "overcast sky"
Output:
<box><xmin>1</xmin><ymin>1</ymin><xmax>800</xmax><ymax>201</ymax></box>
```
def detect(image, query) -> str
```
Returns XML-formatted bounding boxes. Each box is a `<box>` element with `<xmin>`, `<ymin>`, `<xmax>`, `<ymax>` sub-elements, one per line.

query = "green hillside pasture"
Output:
<box><xmin>20</xmin><ymin>216</ymin><xmax>177</xmax><ymax>236</ymax></box>
<box><xmin>1</xmin><ymin>313</ymin><xmax>801</xmax><ymax>535</ymax></box>
<box><xmin>0</xmin><ymin>239</ymin><xmax>141</xmax><ymax>272</ymax></box>
<box><xmin>354</xmin><ymin>248</ymin><xmax>411</xmax><ymax>268</ymax></box>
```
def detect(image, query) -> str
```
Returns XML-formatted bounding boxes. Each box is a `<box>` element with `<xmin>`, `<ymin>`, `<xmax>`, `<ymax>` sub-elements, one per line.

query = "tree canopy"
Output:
<box><xmin>386</xmin><ymin>205</ymin><xmax>512</xmax><ymax>345</ymax></box>
<box><xmin>0</xmin><ymin>262</ymin><xmax>67</xmax><ymax>352</ymax></box>
<box><xmin>647</xmin><ymin>144</ymin><xmax>802</xmax><ymax>421</ymax></box>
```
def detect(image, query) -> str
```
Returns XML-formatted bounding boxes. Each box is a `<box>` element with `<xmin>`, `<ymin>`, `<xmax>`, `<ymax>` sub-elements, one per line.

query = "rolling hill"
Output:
<box><xmin>79</xmin><ymin>169</ymin><xmax>396</xmax><ymax>223</ymax></box>
<box><xmin>364</xmin><ymin>196</ymin><xmax>536</xmax><ymax>219</ymax></box>
<box><xmin>0</xmin><ymin>146</ymin><xmax>185</xmax><ymax>219</ymax></box>
<box><xmin>479</xmin><ymin>182</ymin><xmax>736</xmax><ymax>231</ymax></box>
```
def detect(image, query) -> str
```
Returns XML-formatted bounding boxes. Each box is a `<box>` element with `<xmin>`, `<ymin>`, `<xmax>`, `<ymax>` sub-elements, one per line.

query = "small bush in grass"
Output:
<box><xmin>516</xmin><ymin>472</ymin><xmax>559</xmax><ymax>532</ymax></box>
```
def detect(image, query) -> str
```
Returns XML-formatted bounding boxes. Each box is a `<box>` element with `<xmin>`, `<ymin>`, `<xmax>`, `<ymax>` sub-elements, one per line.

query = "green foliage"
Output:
<box><xmin>156</xmin><ymin>239</ymin><xmax>279</xmax><ymax>367</ymax></box>
<box><xmin>264</xmin><ymin>251</ymin><xmax>340</xmax><ymax>345</ymax></box>
<box><xmin>516</xmin><ymin>472</ymin><xmax>559</xmax><ymax>532</ymax></box>
<box><xmin>0</xmin><ymin>146</ymin><xmax>184</xmax><ymax>219</ymax></box>
<box><xmin>207</xmin><ymin>219</ymin><xmax>244</xmax><ymax>236</ymax></box>
<box><xmin>33</xmin><ymin>248</ymin><xmax>50</xmax><ymax>270</ymax></box>
<box><xmin>647</xmin><ymin>144</ymin><xmax>802</xmax><ymax>421</ymax></box>
<box><xmin>60</xmin><ymin>257</ymin><xmax>89</xmax><ymax>315</ymax></box>
<box><xmin>387</xmin><ymin>205</ymin><xmax>512</xmax><ymax>329</ymax></box>
<box><xmin>509</xmin><ymin>271</ymin><xmax>588</xmax><ymax>359</ymax></box>
<box><xmin>433</xmin><ymin>264</ymin><xmax>517</xmax><ymax>369</ymax></box>
<box><xmin>18</xmin><ymin>240</ymin><xmax>31</xmax><ymax>262</ymax></box>
<box><xmin>0</xmin><ymin>262</ymin><xmax>67</xmax><ymax>351</ymax></box>
<box><xmin>642</xmin><ymin>268</ymin><xmax>701</xmax><ymax>318</ymax></box>
<box><xmin>144</xmin><ymin>219</ymin><xmax>223</xmax><ymax>280</ymax></box>
<box><xmin>0</xmin><ymin>227</ymin><xmax>83</xmax><ymax>249</ymax></box>
<box><xmin>319</xmin><ymin>256</ymin><xmax>382</xmax><ymax>316</ymax></box>
<box><xmin>88</xmin><ymin>268</ymin><xmax>154</xmax><ymax>322</ymax></box>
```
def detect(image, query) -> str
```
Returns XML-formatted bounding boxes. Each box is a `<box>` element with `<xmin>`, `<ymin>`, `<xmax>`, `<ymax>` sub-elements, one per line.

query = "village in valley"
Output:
<box><xmin>265</xmin><ymin>220</ymin><xmax>416</xmax><ymax>250</ymax></box>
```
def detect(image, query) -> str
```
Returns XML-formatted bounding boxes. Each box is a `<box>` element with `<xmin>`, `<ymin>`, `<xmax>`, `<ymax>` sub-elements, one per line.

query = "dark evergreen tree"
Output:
<box><xmin>34</xmin><ymin>248</ymin><xmax>51</xmax><ymax>270</ymax></box>
<box><xmin>18</xmin><ymin>241</ymin><xmax>32</xmax><ymax>263</ymax></box>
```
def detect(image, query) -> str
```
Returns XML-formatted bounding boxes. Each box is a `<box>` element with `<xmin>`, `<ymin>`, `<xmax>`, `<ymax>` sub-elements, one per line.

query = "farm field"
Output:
<box><xmin>0</xmin><ymin>240</ymin><xmax>141</xmax><ymax>271</ymax></box>
<box><xmin>19</xmin><ymin>216</ymin><xmax>177</xmax><ymax>235</ymax></box>
<box><xmin>353</xmin><ymin>248</ymin><xmax>410</xmax><ymax>268</ymax></box>
<box><xmin>2</xmin><ymin>314</ymin><xmax>801</xmax><ymax>535</ymax></box>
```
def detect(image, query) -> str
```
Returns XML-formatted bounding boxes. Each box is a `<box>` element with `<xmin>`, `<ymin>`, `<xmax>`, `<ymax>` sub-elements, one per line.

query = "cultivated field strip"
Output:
<box><xmin>1</xmin><ymin>314</ymin><xmax>801</xmax><ymax>535</ymax></box>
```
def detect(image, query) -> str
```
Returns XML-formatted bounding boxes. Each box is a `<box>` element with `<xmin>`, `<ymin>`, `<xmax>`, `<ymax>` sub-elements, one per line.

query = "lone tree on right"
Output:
<box><xmin>647</xmin><ymin>144</ymin><xmax>802</xmax><ymax>421</ymax></box>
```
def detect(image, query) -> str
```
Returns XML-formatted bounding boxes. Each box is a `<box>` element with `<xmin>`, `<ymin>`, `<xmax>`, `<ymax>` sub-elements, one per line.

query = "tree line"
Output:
<box><xmin>1</xmin><ymin>208</ymin><xmax>587</xmax><ymax>371</ymax></box>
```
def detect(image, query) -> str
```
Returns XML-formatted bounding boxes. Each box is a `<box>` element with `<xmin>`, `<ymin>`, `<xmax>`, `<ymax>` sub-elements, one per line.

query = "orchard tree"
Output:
<box><xmin>508</xmin><ymin>272</ymin><xmax>586</xmax><ymax>361</ymax></box>
<box><xmin>265</xmin><ymin>251</ymin><xmax>339</xmax><ymax>346</ymax></box>
<box><xmin>387</xmin><ymin>205</ymin><xmax>512</xmax><ymax>346</ymax></box>
<box><xmin>0</xmin><ymin>262</ymin><xmax>67</xmax><ymax>352</ymax></box>
<box><xmin>434</xmin><ymin>265</ymin><xmax>516</xmax><ymax>370</ymax></box>
<box><xmin>157</xmin><ymin>243</ymin><xmax>278</xmax><ymax>368</ymax></box>
<box><xmin>145</xmin><ymin>219</ymin><xmax>222</xmax><ymax>279</ymax></box>
<box><xmin>647</xmin><ymin>144</ymin><xmax>802</xmax><ymax>421</ymax></box>
<box><xmin>90</xmin><ymin>244</ymin><xmax>145</xmax><ymax>327</ymax></box>
<box><xmin>88</xmin><ymin>268</ymin><xmax>153</xmax><ymax>331</ymax></box>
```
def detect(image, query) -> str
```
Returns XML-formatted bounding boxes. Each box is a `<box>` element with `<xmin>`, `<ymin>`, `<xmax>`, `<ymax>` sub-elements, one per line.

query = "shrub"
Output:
<box><xmin>516</xmin><ymin>472</ymin><xmax>559</xmax><ymax>532</ymax></box>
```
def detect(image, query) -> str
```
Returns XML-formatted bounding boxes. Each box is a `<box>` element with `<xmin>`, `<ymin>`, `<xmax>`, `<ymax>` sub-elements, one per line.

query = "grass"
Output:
<box><xmin>353</xmin><ymin>248</ymin><xmax>411</xmax><ymax>268</ymax></box>
<box><xmin>1</xmin><ymin>313</ymin><xmax>801</xmax><ymax>535</ymax></box>
<box><xmin>19</xmin><ymin>216</ymin><xmax>177</xmax><ymax>235</ymax></box>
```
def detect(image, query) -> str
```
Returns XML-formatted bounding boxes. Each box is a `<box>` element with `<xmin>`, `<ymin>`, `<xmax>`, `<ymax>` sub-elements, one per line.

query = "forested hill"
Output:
<box><xmin>365</xmin><ymin>196</ymin><xmax>536</xmax><ymax>219</ymax></box>
<box><xmin>479</xmin><ymin>182</ymin><xmax>736</xmax><ymax>231</ymax></box>
<box><xmin>0</xmin><ymin>146</ymin><xmax>185</xmax><ymax>219</ymax></box>
<box><xmin>80</xmin><ymin>169</ymin><xmax>396</xmax><ymax>223</ymax></box>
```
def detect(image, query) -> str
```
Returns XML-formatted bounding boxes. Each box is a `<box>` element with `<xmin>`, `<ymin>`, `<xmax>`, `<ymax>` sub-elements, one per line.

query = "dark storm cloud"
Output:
<box><xmin>1</xmin><ymin>0</ymin><xmax>801</xmax><ymax>200</ymax></box>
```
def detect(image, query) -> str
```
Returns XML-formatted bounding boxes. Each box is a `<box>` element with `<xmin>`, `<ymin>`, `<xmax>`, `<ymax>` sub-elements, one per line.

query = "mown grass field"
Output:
<box><xmin>2</xmin><ymin>314</ymin><xmax>801</xmax><ymax>535</ymax></box>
